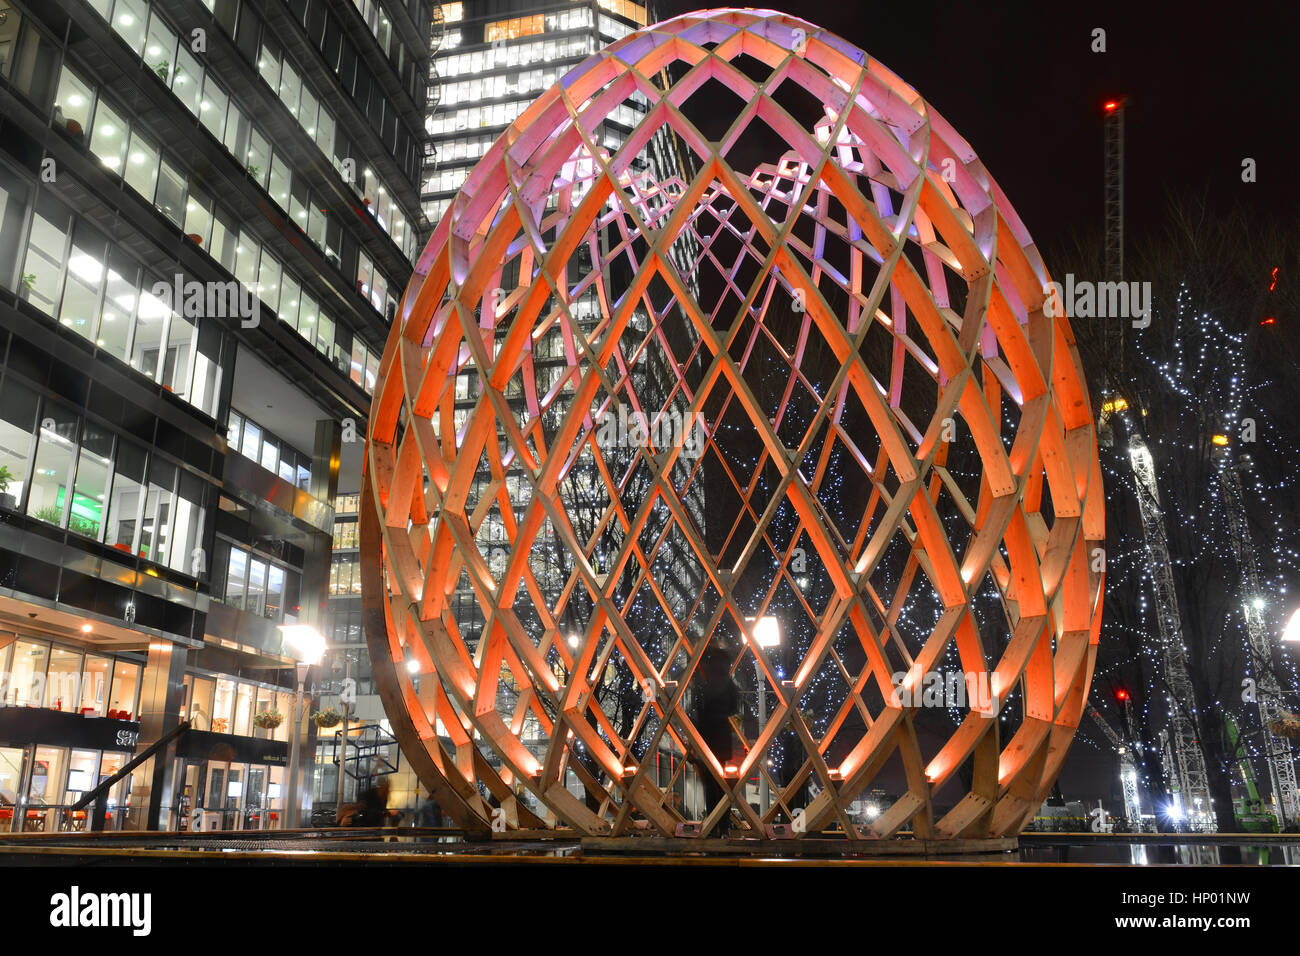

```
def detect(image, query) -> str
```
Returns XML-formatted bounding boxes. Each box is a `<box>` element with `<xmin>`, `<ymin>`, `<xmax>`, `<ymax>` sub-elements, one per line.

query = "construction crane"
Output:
<box><xmin>1127</xmin><ymin>435</ymin><xmax>1215</xmax><ymax>829</ymax></box>
<box><xmin>1100</xmin><ymin>96</ymin><xmax>1214</xmax><ymax>830</ymax></box>
<box><xmin>1216</xmin><ymin>448</ymin><xmax>1300</xmax><ymax>829</ymax></box>
<box><xmin>1086</xmin><ymin>702</ymin><xmax>1144</xmax><ymax>830</ymax></box>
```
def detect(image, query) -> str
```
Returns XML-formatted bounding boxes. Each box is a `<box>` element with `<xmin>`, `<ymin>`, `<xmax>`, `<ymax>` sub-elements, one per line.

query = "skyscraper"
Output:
<box><xmin>0</xmin><ymin>0</ymin><xmax>428</xmax><ymax>831</ymax></box>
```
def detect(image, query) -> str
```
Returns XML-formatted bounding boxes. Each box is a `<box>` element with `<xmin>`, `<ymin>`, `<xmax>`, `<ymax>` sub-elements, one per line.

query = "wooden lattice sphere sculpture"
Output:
<box><xmin>362</xmin><ymin>8</ymin><xmax>1104</xmax><ymax>841</ymax></box>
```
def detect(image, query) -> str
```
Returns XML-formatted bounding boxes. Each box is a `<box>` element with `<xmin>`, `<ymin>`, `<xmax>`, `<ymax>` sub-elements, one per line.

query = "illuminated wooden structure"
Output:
<box><xmin>362</xmin><ymin>9</ymin><xmax>1104</xmax><ymax>840</ymax></box>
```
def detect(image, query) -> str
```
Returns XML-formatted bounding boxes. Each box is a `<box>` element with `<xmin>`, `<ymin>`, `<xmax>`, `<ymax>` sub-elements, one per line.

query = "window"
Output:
<box><xmin>162</xmin><ymin>310</ymin><xmax>195</xmax><ymax>398</ymax></box>
<box><xmin>246</xmin><ymin>558</ymin><xmax>267</xmax><ymax>616</ymax></box>
<box><xmin>124</xmin><ymin>129</ymin><xmax>160</xmax><ymax>202</ymax></box>
<box><xmin>278</xmin><ymin>273</ymin><xmax>301</xmax><ymax>328</ymax></box>
<box><xmin>139</xmin><ymin>457</ymin><xmax>176</xmax><ymax>565</ymax></box>
<box><xmin>240</xmin><ymin>419</ymin><xmax>261</xmax><ymax>460</ymax></box>
<box><xmin>212</xmin><ymin>677</ymin><xmax>235</xmax><ymax>732</ymax></box>
<box><xmin>235</xmin><ymin>232</ymin><xmax>259</xmax><ymax>289</ymax></box>
<box><xmin>268</xmin><ymin>153</ymin><xmax>291</xmax><ymax>211</ymax></box>
<box><xmin>60</xmin><ymin>222</ymin><xmax>106</xmax><ymax>343</ymax></box>
<box><xmin>265</xmin><ymin>565</ymin><xmax>285</xmax><ymax>620</ymax></box>
<box><xmin>112</xmin><ymin>0</ymin><xmax>149</xmax><ymax>55</ymax></box>
<box><xmin>155</xmin><ymin>156</ymin><xmax>187</xmax><ymax>227</ymax></box>
<box><xmin>6</xmin><ymin>640</ymin><xmax>47</xmax><ymax>706</ymax></box>
<box><xmin>246</xmin><ymin>129</ymin><xmax>270</xmax><ymax>188</ymax></box>
<box><xmin>70</xmin><ymin>421</ymin><xmax>113</xmax><ymax>541</ymax></box>
<box><xmin>23</xmin><ymin>196</ymin><xmax>70</xmax><ymax>316</ymax></box>
<box><xmin>44</xmin><ymin>647</ymin><xmax>82</xmax><ymax>709</ymax></box>
<box><xmin>258</xmin><ymin>41</ymin><xmax>280</xmax><ymax>89</ymax></box>
<box><xmin>54</xmin><ymin>66</ymin><xmax>94</xmax><ymax>134</ymax></box>
<box><xmin>90</xmin><ymin>99</ymin><xmax>128</xmax><ymax>172</ymax></box>
<box><xmin>199</xmin><ymin>74</ymin><xmax>229</xmax><ymax>140</ymax></box>
<box><xmin>129</xmin><ymin>282</ymin><xmax>168</xmax><ymax>379</ymax></box>
<box><xmin>172</xmin><ymin>47</ymin><xmax>203</xmax><ymax>115</ymax></box>
<box><xmin>233</xmin><ymin>682</ymin><xmax>254</xmax><ymax>736</ymax></box>
<box><xmin>80</xmin><ymin>656</ymin><xmax>111</xmax><ymax>716</ymax></box>
<box><xmin>26</xmin><ymin>401</ymin><xmax>78</xmax><ymax>527</ymax></box>
<box><xmin>0</xmin><ymin>378</ymin><xmax>36</xmax><ymax>510</ymax></box>
<box><xmin>143</xmin><ymin>9</ymin><xmax>176</xmax><ymax>82</ymax></box>
<box><xmin>297</xmin><ymin>291</ymin><xmax>317</xmax><ymax>340</ymax></box>
<box><xmin>257</xmin><ymin>252</ymin><xmax>282</xmax><ymax>313</ymax></box>
<box><xmin>184</xmin><ymin>187</ymin><xmax>214</xmax><ymax>248</ymax></box>
<box><xmin>108</xmin><ymin>659</ymin><xmax>141</xmax><ymax>720</ymax></box>
<box><xmin>168</xmin><ymin>473</ymin><xmax>206</xmax><ymax>576</ymax></box>
<box><xmin>223</xmin><ymin>101</ymin><xmax>251</xmax><ymax>162</ymax></box>
<box><xmin>485</xmin><ymin>15</ymin><xmax>544</xmax><ymax>42</ymax></box>
<box><xmin>106</xmin><ymin>441</ymin><xmax>147</xmax><ymax>555</ymax></box>
<box><xmin>225</xmin><ymin>547</ymin><xmax>248</xmax><ymax>608</ymax></box>
<box><xmin>278</xmin><ymin>61</ymin><xmax>301</xmax><ymax>119</ymax></box>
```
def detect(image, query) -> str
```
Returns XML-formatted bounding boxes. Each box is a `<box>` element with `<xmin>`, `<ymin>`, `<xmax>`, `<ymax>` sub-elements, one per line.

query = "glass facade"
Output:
<box><xmin>0</xmin><ymin>0</ymin><xmax>429</xmax><ymax>834</ymax></box>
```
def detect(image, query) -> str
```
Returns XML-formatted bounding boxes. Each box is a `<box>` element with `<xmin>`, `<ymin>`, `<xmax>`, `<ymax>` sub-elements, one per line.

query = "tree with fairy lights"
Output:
<box><xmin>1066</xmin><ymin>194</ymin><xmax>1300</xmax><ymax>832</ymax></box>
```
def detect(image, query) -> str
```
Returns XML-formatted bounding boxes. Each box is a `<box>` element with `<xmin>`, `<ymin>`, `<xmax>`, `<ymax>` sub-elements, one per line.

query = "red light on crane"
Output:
<box><xmin>1104</xmin><ymin>101</ymin><xmax>1119</xmax><ymax>112</ymax></box>
<box><xmin>1261</xmin><ymin>317</ymin><xmax>1276</xmax><ymax>326</ymax></box>
<box><xmin>1269</xmin><ymin>267</ymin><xmax>1279</xmax><ymax>292</ymax></box>
<box><xmin>1116</xmin><ymin>688</ymin><xmax>1130</xmax><ymax>701</ymax></box>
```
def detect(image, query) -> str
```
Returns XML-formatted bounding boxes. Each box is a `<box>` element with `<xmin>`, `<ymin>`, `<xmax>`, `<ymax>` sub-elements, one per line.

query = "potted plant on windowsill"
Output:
<box><xmin>186</xmin><ymin>232</ymin><xmax>203</xmax><ymax>245</ymax></box>
<box><xmin>65</xmin><ymin>118</ymin><xmax>82</xmax><ymax>137</ymax></box>
<box><xmin>0</xmin><ymin>465</ymin><xmax>15</xmax><ymax>511</ymax></box>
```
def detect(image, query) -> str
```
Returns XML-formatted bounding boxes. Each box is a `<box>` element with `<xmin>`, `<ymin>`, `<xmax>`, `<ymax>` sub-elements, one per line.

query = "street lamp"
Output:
<box><xmin>279</xmin><ymin>625</ymin><xmax>326</xmax><ymax>828</ymax></box>
<box><xmin>746</xmin><ymin>615</ymin><xmax>781</xmax><ymax>816</ymax></box>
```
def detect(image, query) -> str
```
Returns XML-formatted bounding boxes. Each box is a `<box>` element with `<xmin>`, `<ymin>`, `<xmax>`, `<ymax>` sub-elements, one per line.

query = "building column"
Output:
<box><xmin>287</xmin><ymin>417</ymin><xmax>341</xmax><ymax>824</ymax></box>
<box><xmin>124</xmin><ymin>641</ymin><xmax>188</xmax><ymax>830</ymax></box>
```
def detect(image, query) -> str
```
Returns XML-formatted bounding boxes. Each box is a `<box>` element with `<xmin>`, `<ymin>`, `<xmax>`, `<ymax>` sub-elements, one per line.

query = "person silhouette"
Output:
<box><xmin>692</xmin><ymin>644</ymin><xmax>741</xmax><ymax>835</ymax></box>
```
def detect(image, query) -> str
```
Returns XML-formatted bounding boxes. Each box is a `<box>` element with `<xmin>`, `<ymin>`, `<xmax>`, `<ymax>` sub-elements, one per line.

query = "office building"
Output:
<box><xmin>0</xmin><ymin>0</ymin><xmax>428</xmax><ymax>830</ymax></box>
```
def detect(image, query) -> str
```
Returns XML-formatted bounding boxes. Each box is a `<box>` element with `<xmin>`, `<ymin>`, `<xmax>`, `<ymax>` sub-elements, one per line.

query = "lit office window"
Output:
<box><xmin>26</xmin><ymin>402</ymin><xmax>78</xmax><ymax>528</ymax></box>
<box><xmin>172</xmin><ymin>47</ymin><xmax>203</xmax><ymax>115</ymax></box>
<box><xmin>199</xmin><ymin>73</ymin><xmax>229</xmax><ymax>140</ymax></box>
<box><xmin>23</xmin><ymin>197</ymin><xmax>70</xmax><ymax>316</ymax></box>
<box><xmin>124</xmin><ymin>129</ymin><xmax>160</xmax><ymax>203</ymax></box>
<box><xmin>438</xmin><ymin>3</ymin><xmax>464</xmax><ymax>24</ymax></box>
<box><xmin>106</xmin><ymin>441</ymin><xmax>147</xmax><ymax>556</ymax></box>
<box><xmin>139</xmin><ymin>457</ymin><xmax>177</xmax><ymax>565</ymax></box>
<box><xmin>59</xmin><ymin>221</ymin><xmax>106</xmax><ymax>343</ymax></box>
<box><xmin>71</xmin><ymin>421</ymin><xmax>113</xmax><ymax>541</ymax></box>
<box><xmin>54</xmin><ymin>67</ymin><xmax>94</xmax><ymax>134</ymax></box>
<box><xmin>485</xmin><ymin>15</ymin><xmax>545</xmax><ymax>43</ymax></box>
<box><xmin>112</xmin><ymin>0</ymin><xmax>149</xmax><ymax>55</ymax></box>
<box><xmin>0</xmin><ymin>379</ymin><xmax>35</xmax><ymax>508</ymax></box>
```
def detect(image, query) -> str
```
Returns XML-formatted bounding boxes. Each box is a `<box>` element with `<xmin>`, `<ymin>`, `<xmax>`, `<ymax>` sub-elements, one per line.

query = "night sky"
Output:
<box><xmin>659</xmin><ymin>0</ymin><xmax>1300</xmax><ymax>254</ymax></box>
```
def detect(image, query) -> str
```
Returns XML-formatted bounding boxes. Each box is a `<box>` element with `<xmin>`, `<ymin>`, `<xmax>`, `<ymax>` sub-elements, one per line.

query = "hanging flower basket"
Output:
<box><xmin>1268</xmin><ymin>713</ymin><xmax>1300</xmax><ymax>738</ymax></box>
<box><xmin>252</xmin><ymin>710</ymin><xmax>284</xmax><ymax>730</ymax></box>
<box><xmin>312</xmin><ymin>708</ymin><xmax>342</xmax><ymax>729</ymax></box>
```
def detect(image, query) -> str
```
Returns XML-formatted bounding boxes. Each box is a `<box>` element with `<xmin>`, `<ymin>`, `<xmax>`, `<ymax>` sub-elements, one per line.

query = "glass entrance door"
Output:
<box><xmin>0</xmin><ymin>747</ymin><xmax>25</xmax><ymax>833</ymax></box>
